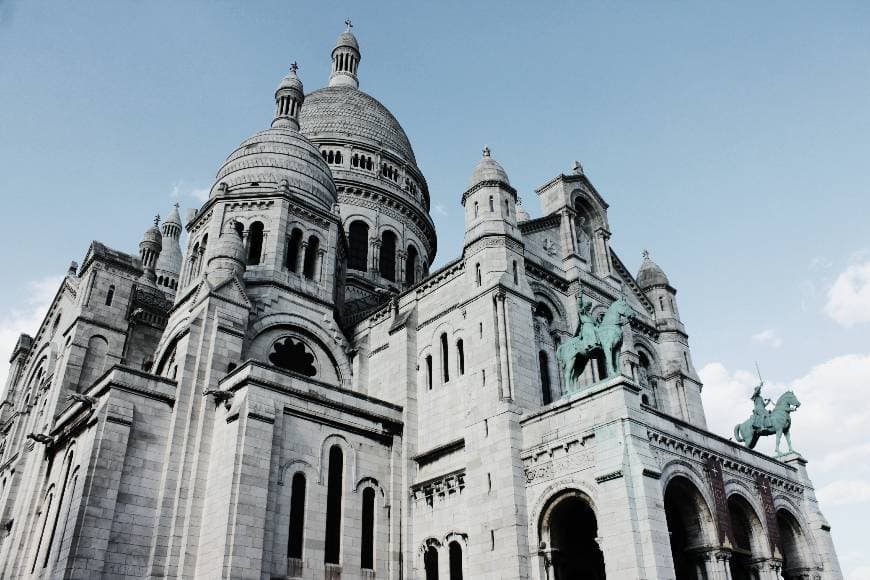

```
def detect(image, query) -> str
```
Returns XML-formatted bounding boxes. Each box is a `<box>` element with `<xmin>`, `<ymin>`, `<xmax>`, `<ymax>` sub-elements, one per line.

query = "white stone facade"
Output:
<box><xmin>0</xmin><ymin>28</ymin><xmax>841</xmax><ymax>580</ymax></box>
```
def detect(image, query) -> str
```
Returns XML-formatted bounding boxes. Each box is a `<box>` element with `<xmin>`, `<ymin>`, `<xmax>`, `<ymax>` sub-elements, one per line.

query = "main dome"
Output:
<box><xmin>299</xmin><ymin>86</ymin><xmax>417</xmax><ymax>165</ymax></box>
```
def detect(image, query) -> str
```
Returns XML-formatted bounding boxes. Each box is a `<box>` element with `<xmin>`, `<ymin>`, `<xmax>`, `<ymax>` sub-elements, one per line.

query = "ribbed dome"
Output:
<box><xmin>516</xmin><ymin>201</ymin><xmax>531</xmax><ymax>223</ymax></box>
<box><xmin>468</xmin><ymin>147</ymin><xmax>510</xmax><ymax>189</ymax></box>
<box><xmin>300</xmin><ymin>86</ymin><xmax>417</xmax><ymax>164</ymax></box>
<box><xmin>637</xmin><ymin>253</ymin><xmax>670</xmax><ymax>289</ymax></box>
<box><xmin>212</xmin><ymin>127</ymin><xmax>336</xmax><ymax>210</ymax></box>
<box><xmin>334</xmin><ymin>31</ymin><xmax>359</xmax><ymax>52</ymax></box>
<box><xmin>141</xmin><ymin>224</ymin><xmax>162</xmax><ymax>247</ymax></box>
<box><xmin>277</xmin><ymin>70</ymin><xmax>303</xmax><ymax>93</ymax></box>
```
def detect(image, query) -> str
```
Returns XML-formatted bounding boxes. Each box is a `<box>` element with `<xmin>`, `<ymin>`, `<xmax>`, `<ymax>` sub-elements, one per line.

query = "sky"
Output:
<box><xmin>1</xmin><ymin>0</ymin><xmax>869</xmax><ymax>576</ymax></box>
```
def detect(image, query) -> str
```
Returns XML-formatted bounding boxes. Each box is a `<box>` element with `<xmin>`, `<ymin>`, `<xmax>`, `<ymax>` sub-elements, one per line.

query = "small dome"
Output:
<box><xmin>468</xmin><ymin>146</ymin><xmax>510</xmax><ymax>189</ymax></box>
<box><xmin>212</xmin><ymin>127</ymin><xmax>336</xmax><ymax>210</ymax></box>
<box><xmin>335</xmin><ymin>31</ymin><xmax>360</xmax><ymax>52</ymax></box>
<box><xmin>141</xmin><ymin>223</ymin><xmax>162</xmax><ymax>248</ymax></box>
<box><xmin>277</xmin><ymin>68</ymin><xmax>303</xmax><ymax>94</ymax></box>
<box><xmin>637</xmin><ymin>251</ymin><xmax>670</xmax><ymax>289</ymax></box>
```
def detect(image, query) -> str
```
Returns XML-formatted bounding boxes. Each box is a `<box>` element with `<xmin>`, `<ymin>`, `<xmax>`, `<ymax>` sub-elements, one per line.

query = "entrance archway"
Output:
<box><xmin>540</xmin><ymin>490</ymin><xmax>605</xmax><ymax>580</ymax></box>
<box><xmin>664</xmin><ymin>475</ymin><xmax>716</xmax><ymax>580</ymax></box>
<box><xmin>727</xmin><ymin>494</ymin><xmax>767</xmax><ymax>580</ymax></box>
<box><xmin>776</xmin><ymin>509</ymin><xmax>813</xmax><ymax>580</ymax></box>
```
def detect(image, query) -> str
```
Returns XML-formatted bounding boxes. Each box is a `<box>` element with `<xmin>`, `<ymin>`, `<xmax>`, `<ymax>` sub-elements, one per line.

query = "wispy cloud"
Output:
<box><xmin>824</xmin><ymin>259</ymin><xmax>870</xmax><ymax>327</ymax></box>
<box><xmin>751</xmin><ymin>328</ymin><xmax>782</xmax><ymax>348</ymax></box>
<box><xmin>433</xmin><ymin>203</ymin><xmax>448</xmax><ymax>217</ymax></box>
<box><xmin>0</xmin><ymin>276</ymin><xmax>63</xmax><ymax>390</ymax></box>
<box><xmin>170</xmin><ymin>180</ymin><xmax>210</xmax><ymax>204</ymax></box>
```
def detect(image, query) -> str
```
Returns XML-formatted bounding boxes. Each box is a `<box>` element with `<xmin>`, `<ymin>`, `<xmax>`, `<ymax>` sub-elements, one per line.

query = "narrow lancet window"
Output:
<box><xmin>361</xmin><ymin>487</ymin><xmax>375</xmax><ymax>569</ymax></box>
<box><xmin>324</xmin><ymin>446</ymin><xmax>343</xmax><ymax>564</ymax></box>
<box><xmin>288</xmin><ymin>473</ymin><xmax>306</xmax><ymax>560</ymax></box>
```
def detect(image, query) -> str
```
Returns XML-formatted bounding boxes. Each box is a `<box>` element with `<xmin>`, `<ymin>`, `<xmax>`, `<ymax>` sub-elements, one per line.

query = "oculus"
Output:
<box><xmin>269</xmin><ymin>337</ymin><xmax>317</xmax><ymax>377</ymax></box>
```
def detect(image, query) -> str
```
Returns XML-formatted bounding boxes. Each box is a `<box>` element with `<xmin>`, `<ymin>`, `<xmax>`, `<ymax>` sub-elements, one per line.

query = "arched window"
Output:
<box><xmin>287</xmin><ymin>473</ymin><xmax>306</xmax><ymax>560</ymax></box>
<box><xmin>456</xmin><ymin>339</ymin><xmax>465</xmax><ymax>376</ymax></box>
<box><xmin>324</xmin><ymin>446</ymin><xmax>343</xmax><ymax>564</ymax></box>
<box><xmin>512</xmin><ymin>261</ymin><xmax>518</xmax><ymax>285</ymax></box>
<box><xmin>424</xmin><ymin>545</ymin><xmax>439</xmax><ymax>580</ymax></box>
<box><xmin>303</xmin><ymin>236</ymin><xmax>319</xmax><ymax>279</ymax></box>
<box><xmin>32</xmin><ymin>492</ymin><xmax>54</xmax><ymax>572</ymax></box>
<box><xmin>361</xmin><ymin>487</ymin><xmax>375</xmax><ymax>570</ymax></box>
<box><xmin>195</xmin><ymin>234</ymin><xmax>208</xmax><ymax>277</ymax></box>
<box><xmin>43</xmin><ymin>451</ymin><xmax>75</xmax><ymax>566</ymax></box>
<box><xmin>539</xmin><ymin>351</ymin><xmax>552</xmax><ymax>405</ymax></box>
<box><xmin>425</xmin><ymin>355</ymin><xmax>433</xmax><ymax>390</ymax></box>
<box><xmin>247</xmin><ymin>222</ymin><xmax>264</xmax><ymax>266</ymax></box>
<box><xmin>379</xmin><ymin>231</ymin><xmax>397</xmax><ymax>282</ymax></box>
<box><xmin>440</xmin><ymin>333</ymin><xmax>449</xmax><ymax>383</ymax></box>
<box><xmin>449</xmin><ymin>541</ymin><xmax>463</xmax><ymax>580</ymax></box>
<box><xmin>488</xmin><ymin>195</ymin><xmax>494</xmax><ymax>212</ymax></box>
<box><xmin>474</xmin><ymin>201</ymin><xmax>479</xmax><ymax>218</ymax></box>
<box><xmin>348</xmin><ymin>221</ymin><xmax>369</xmax><ymax>271</ymax></box>
<box><xmin>405</xmin><ymin>245</ymin><xmax>418</xmax><ymax>286</ymax></box>
<box><xmin>285</xmin><ymin>228</ymin><xmax>303</xmax><ymax>272</ymax></box>
<box><xmin>504</xmin><ymin>198</ymin><xmax>510</xmax><ymax>216</ymax></box>
<box><xmin>105</xmin><ymin>285</ymin><xmax>115</xmax><ymax>306</ymax></box>
<box><xmin>475</xmin><ymin>263</ymin><xmax>482</xmax><ymax>287</ymax></box>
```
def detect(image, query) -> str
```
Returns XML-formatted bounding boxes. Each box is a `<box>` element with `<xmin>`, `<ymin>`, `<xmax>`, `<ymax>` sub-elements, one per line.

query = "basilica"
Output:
<box><xmin>0</xmin><ymin>27</ymin><xmax>842</xmax><ymax>580</ymax></box>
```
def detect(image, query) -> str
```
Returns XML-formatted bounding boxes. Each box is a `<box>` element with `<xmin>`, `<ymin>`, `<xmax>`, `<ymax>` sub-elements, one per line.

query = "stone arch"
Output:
<box><xmin>662</xmin><ymin>468</ymin><xmax>719</xmax><ymax>580</ymax></box>
<box><xmin>247</xmin><ymin>313</ymin><xmax>352</xmax><ymax>388</ymax></box>
<box><xmin>530</xmin><ymin>284</ymin><xmax>568</xmax><ymax>332</ymax></box>
<box><xmin>537</xmin><ymin>487</ymin><xmax>605</xmax><ymax>580</ymax></box>
<box><xmin>79</xmin><ymin>335</ymin><xmax>109</xmax><ymax>390</ymax></box>
<box><xmin>355</xmin><ymin>476</ymin><xmax>386</xmax><ymax>499</ymax></box>
<box><xmin>772</xmin><ymin>502</ymin><xmax>819</xmax><ymax>579</ymax></box>
<box><xmin>726</xmin><ymin>489</ymin><xmax>772</xmax><ymax>578</ymax></box>
<box><xmin>318</xmin><ymin>434</ymin><xmax>357</xmax><ymax>488</ymax></box>
<box><xmin>277</xmin><ymin>459</ymin><xmax>315</xmax><ymax>486</ymax></box>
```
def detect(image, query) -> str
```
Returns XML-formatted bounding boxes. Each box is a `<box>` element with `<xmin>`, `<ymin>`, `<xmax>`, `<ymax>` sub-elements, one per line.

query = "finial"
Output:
<box><xmin>572</xmin><ymin>160</ymin><xmax>584</xmax><ymax>175</ymax></box>
<box><xmin>290</xmin><ymin>61</ymin><xmax>299</xmax><ymax>74</ymax></box>
<box><xmin>344</xmin><ymin>18</ymin><xmax>353</xmax><ymax>31</ymax></box>
<box><xmin>173</xmin><ymin>202</ymin><xmax>180</xmax><ymax>209</ymax></box>
<box><xmin>482</xmin><ymin>145</ymin><xmax>491</xmax><ymax>158</ymax></box>
<box><xmin>154</xmin><ymin>214</ymin><xmax>160</xmax><ymax>227</ymax></box>
<box><xmin>642</xmin><ymin>249</ymin><xmax>650</xmax><ymax>260</ymax></box>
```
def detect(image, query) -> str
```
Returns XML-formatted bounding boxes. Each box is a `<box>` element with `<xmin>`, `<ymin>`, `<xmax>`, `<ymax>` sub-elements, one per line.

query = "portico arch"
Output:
<box><xmin>727</xmin><ymin>493</ymin><xmax>768</xmax><ymax>580</ymax></box>
<box><xmin>776</xmin><ymin>508</ymin><xmax>814</xmax><ymax>580</ymax></box>
<box><xmin>663</xmin><ymin>475</ymin><xmax>718</xmax><ymax>580</ymax></box>
<box><xmin>539</xmin><ymin>489</ymin><xmax>605</xmax><ymax>580</ymax></box>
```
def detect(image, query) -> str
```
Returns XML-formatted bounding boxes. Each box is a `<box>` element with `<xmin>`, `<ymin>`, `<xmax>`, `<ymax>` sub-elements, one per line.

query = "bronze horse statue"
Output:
<box><xmin>556</xmin><ymin>295</ymin><xmax>635</xmax><ymax>393</ymax></box>
<box><xmin>734</xmin><ymin>390</ymin><xmax>801</xmax><ymax>455</ymax></box>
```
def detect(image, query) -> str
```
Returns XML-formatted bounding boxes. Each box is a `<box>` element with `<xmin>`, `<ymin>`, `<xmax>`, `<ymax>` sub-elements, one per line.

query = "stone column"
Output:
<box><xmin>296</xmin><ymin>240</ymin><xmax>307</xmax><ymax>274</ymax></box>
<box><xmin>495</xmin><ymin>292</ymin><xmax>512</xmax><ymax>401</ymax></box>
<box><xmin>316</xmin><ymin>249</ymin><xmax>326</xmax><ymax>282</ymax></box>
<box><xmin>371</xmin><ymin>239</ymin><xmax>381</xmax><ymax>274</ymax></box>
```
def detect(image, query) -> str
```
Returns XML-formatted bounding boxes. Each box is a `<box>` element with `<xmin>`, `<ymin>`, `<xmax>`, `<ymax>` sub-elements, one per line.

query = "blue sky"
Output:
<box><xmin>1</xmin><ymin>1</ymin><xmax>869</xmax><ymax>577</ymax></box>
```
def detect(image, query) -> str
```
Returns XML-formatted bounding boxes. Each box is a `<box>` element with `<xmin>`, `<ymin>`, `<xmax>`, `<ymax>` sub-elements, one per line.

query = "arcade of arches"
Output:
<box><xmin>530</xmin><ymin>479</ymin><xmax>818</xmax><ymax>580</ymax></box>
<box><xmin>662</xmin><ymin>475</ymin><xmax>816</xmax><ymax>580</ymax></box>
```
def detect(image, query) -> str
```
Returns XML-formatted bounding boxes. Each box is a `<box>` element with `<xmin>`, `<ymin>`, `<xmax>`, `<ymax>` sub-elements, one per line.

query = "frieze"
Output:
<box><xmin>647</xmin><ymin>430</ymin><xmax>805</xmax><ymax>495</ymax></box>
<box><xmin>522</xmin><ymin>437</ymin><xmax>594</xmax><ymax>485</ymax></box>
<box><xmin>410</xmin><ymin>469</ymin><xmax>466</xmax><ymax>508</ymax></box>
<box><xmin>463</xmin><ymin>235</ymin><xmax>524</xmax><ymax>259</ymax></box>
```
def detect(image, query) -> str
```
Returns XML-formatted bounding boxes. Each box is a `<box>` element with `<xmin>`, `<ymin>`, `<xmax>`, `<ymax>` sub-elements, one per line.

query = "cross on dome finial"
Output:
<box><xmin>482</xmin><ymin>145</ymin><xmax>491</xmax><ymax>158</ymax></box>
<box><xmin>290</xmin><ymin>61</ymin><xmax>299</xmax><ymax>74</ymax></box>
<box><xmin>154</xmin><ymin>214</ymin><xmax>160</xmax><ymax>227</ymax></box>
<box><xmin>173</xmin><ymin>202</ymin><xmax>180</xmax><ymax>209</ymax></box>
<box><xmin>345</xmin><ymin>18</ymin><xmax>353</xmax><ymax>31</ymax></box>
<box><xmin>572</xmin><ymin>160</ymin><xmax>584</xmax><ymax>175</ymax></box>
<box><xmin>642</xmin><ymin>249</ymin><xmax>650</xmax><ymax>260</ymax></box>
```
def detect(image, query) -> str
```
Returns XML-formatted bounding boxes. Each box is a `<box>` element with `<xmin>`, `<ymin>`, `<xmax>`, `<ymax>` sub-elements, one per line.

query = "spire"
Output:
<box><xmin>273</xmin><ymin>62</ymin><xmax>305</xmax><ymax>130</ymax></box>
<box><xmin>329</xmin><ymin>22</ymin><xmax>361</xmax><ymax>89</ymax></box>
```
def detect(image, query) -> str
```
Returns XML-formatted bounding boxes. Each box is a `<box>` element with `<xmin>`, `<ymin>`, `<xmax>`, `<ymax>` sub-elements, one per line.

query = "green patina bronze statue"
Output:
<box><xmin>733</xmin><ymin>381</ymin><xmax>801</xmax><ymax>455</ymax></box>
<box><xmin>556</xmin><ymin>287</ymin><xmax>635</xmax><ymax>393</ymax></box>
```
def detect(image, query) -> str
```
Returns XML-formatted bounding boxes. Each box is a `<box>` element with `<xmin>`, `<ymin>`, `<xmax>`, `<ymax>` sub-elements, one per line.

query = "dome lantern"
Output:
<box><xmin>139</xmin><ymin>215</ymin><xmax>163</xmax><ymax>285</ymax></box>
<box><xmin>272</xmin><ymin>62</ymin><xmax>305</xmax><ymax>130</ymax></box>
<box><xmin>328</xmin><ymin>20</ymin><xmax>361</xmax><ymax>89</ymax></box>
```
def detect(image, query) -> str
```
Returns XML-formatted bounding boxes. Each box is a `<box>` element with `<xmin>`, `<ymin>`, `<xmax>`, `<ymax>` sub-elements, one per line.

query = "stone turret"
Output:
<box><xmin>155</xmin><ymin>203</ymin><xmax>183</xmax><ymax>293</ymax></box>
<box><xmin>206</xmin><ymin>219</ymin><xmax>247</xmax><ymax>284</ymax></box>
<box><xmin>462</xmin><ymin>146</ymin><xmax>521</xmax><ymax>249</ymax></box>
<box><xmin>272</xmin><ymin>63</ymin><xmax>305</xmax><ymax>131</ymax></box>
<box><xmin>328</xmin><ymin>21</ymin><xmax>361</xmax><ymax>88</ymax></box>
<box><xmin>139</xmin><ymin>217</ymin><xmax>163</xmax><ymax>285</ymax></box>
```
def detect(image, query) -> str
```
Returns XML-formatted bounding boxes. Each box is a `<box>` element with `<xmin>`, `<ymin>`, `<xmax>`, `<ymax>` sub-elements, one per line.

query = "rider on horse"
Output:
<box><xmin>751</xmin><ymin>382</ymin><xmax>773</xmax><ymax>431</ymax></box>
<box><xmin>575</xmin><ymin>293</ymin><xmax>599</xmax><ymax>354</ymax></box>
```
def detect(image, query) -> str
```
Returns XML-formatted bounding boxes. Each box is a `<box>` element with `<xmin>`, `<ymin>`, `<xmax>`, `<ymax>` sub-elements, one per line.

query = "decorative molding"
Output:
<box><xmin>595</xmin><ymin>469</ymin><xmax>623</xmax><ymax>483</ymax></box>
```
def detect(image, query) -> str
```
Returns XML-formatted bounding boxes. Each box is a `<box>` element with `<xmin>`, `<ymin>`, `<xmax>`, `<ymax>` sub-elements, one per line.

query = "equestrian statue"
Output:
<box><xmin>733</xmin><ymin>381</ymin><xmax>801</xmax><ymax>455</ymax></box>
<box><xmin>555</xmin><ymin>286</ymin><xmax>635</xmax><ymax>394</ymax></box>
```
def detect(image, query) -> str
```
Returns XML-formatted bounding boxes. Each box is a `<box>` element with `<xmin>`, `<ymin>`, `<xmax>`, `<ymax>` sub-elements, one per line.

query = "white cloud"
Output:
<box><xmin>0</xmin><ymin>276</ymin><xmax>63</xmax><ymax>391</ymax></box>
<box><xmin>751</xmin><ymin>328</ymin><xmax>782</xmax><ymax>348</ymax></box>
<box><xmin>817</xmin><ymin>479</ymin><xmax>870</xmax><ymax>507</ymax></box>
<box><xmin>170</xmin><ymin>181</ymin><xmax>210</xmax><ymax>204</ymax></box>
<box><xmin>825</xmin><ymin>260</ymin><xmax>870</xmax><ymax>327</ymax></box>
<box><xmin>433</xmin><ymin>203</ymin><xmax>448</xmax><ymax>217</ymax></box>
